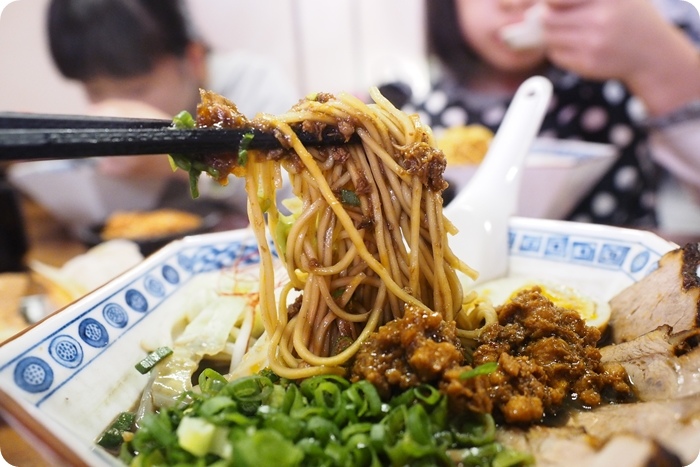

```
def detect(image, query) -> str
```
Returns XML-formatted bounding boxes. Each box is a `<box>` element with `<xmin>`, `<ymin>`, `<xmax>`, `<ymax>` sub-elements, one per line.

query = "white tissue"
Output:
<box><xmin>500</xmin><ymin>4</ymin><xmax>545</xmax><ymax>50</ymax></box>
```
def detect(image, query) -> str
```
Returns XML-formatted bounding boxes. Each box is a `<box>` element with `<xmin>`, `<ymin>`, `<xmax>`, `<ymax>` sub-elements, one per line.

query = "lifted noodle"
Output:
<box><xmin>189</xmin><ymin>87</ymin><xmax>484</xmax><ymax>379</ymax></box>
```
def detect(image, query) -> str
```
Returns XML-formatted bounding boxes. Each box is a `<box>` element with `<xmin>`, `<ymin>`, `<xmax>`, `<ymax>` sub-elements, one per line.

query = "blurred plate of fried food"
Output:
<box><xmin>440</xmin><ymin>126</ymin><xmax>619</xmax><ymax>219</ymax></box>
<box><xmin>438</xmin><ymin>124</ymin><xmax>495</xmax><ymax>166</ymax></box>
<box><xmin>77</xmin><ymin>206</ymin><xmax>222</xmax><ymax>256</ymax></box>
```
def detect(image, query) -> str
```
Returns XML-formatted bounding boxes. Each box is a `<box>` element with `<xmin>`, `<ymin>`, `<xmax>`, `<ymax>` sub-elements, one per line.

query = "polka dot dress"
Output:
<box><xmin>405</xmin><ymin>68</ymin><xmax>659</xmax><ymax>227</ymax></box>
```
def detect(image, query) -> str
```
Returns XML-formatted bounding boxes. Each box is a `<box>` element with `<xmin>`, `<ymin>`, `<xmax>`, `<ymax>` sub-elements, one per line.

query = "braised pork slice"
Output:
<box><xmin>566</xmin><ymin>394</ymin><xmax>700</xmax><ymax>465</ymax></box>
<box><xmin>609</xmin><ymin>242</ymin><xmax>700</xmax><ymax>343</ymax></box>
<box><xmin>600</xmin><ymin>325</ymin><xmax>700</xmax><ymax>401</ymax></box>
<box><xmin>497</xmin><ymin>395</ymin><xmax>700</xmax><ymax>466</ymax></box>
<box><xmin>496</xmin><ymin>426</ymin><xmax>683</xmax><ymax>467</ymax></box>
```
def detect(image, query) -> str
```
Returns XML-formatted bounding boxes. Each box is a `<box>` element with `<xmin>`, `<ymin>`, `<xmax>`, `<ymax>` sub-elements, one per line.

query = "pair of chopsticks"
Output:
<box><xmin>0</xmin><ymin>112</ymin><xmax>353</xmax><ymax>161</ymax></box>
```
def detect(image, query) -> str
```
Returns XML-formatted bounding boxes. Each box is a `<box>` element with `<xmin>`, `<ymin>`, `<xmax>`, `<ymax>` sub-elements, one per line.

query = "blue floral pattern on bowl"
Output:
<box><xmin>508</xmin><ymin>217</ymin><xmax>669</xmax><ymax>281</ymax></box>
<box><xmin>0</xmin><ymin>232</ymin><xmax>266</xmax><ymax>407</ymax></box>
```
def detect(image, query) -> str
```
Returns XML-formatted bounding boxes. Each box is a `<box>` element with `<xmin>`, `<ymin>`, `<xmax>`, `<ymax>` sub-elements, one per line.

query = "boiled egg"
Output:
<box><xmin>470</xmin><ymin>277</ymin><xmax>611</xmax><ymax>331</ymax></box>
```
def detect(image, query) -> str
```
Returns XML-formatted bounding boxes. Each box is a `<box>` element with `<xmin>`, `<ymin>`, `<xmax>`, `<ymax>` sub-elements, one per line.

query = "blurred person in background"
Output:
<box><xmin>395</xmin><ymin>0</ymin><xmax>700</xmax><ymax>228</ymax></box>
<box><xmin>0</xmin><ymin>164</ymin><xmax>28</xmax><ymax>272</ymax></box>
<box><xmin>46</xmin><ymin>0</ymin><xmax>297</xmax><ymax>214</ymax></box>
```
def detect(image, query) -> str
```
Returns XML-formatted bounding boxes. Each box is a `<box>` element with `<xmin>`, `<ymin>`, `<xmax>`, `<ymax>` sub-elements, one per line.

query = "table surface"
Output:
<box><xmin>0</xmin><ymin>199</ymin><xmax>83</xmax><ymax>466</ymax></box>
<box><xmin>1</xmin><ymin>196</ymin><xmax>698</xmax><ymax>466</ymax></box>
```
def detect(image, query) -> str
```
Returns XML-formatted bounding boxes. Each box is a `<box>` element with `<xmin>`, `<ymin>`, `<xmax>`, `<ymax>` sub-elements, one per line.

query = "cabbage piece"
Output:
<box><xmin>275</xmin><ymin>197</ymin><xmax>303</xmax><ymax>258</ymax></box>
<box><xmin>151</xmin><ymin>295</ymin><xmax>252</xmax><ymax>408</ymax></box>
<box><xmin>139</xmin><ymin>273</ymin><xmax>222</xmax><ymax>352</ymax></box>
<box><xmin>229</xmin><ymin>332</ymin><xmax>271</xmax><ymax>380</ymax></box>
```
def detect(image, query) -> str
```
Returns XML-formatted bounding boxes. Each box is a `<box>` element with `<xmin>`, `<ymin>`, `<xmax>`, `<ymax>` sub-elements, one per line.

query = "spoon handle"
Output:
<box><xmin>446</xmin><ymin>76</ymin><xmax>553</xmax><ymax>285</ymax></box>
<box><xmin>451</xmin><ymin>76</ymin><xmax>553</xmax><ymax>212</ymax></box>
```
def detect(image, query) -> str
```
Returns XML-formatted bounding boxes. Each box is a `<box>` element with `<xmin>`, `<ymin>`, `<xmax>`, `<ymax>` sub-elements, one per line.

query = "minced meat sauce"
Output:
<box><xmin>350</xmin><ymin>287</ymin><xmax>634</xmax><ymax>425</ymax></box>
<box><xmin>350</xmin><ymin>304</ymin><xmax>464</xmax><ymax>398</ymax></box>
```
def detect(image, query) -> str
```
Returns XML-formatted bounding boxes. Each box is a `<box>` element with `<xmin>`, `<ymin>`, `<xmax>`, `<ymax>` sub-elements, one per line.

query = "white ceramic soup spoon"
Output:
<box><xmin>444</xmin><ymin>75</ymin><xmax>553</xmax><ymax>288</ymax></box>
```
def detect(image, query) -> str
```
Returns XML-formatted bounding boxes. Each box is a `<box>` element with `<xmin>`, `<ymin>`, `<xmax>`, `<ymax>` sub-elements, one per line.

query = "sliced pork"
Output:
<box><xmin>609</xmin><ymin>242</ymin><xmax>700</xmax><ymax>343</ymax></box>
<box><xmin>567</xmin><ymin>394</ymin><xmax>700</xmax><ymax>465</ymax></box>
<box><xmin>497</xmin><ymin>426</ymin><xmax>684</xmax><ymax>467</ymax></box>
<box><xmin>600</xmin><ymin>325</ymin><xmax>700</xmax><ymax>401</ymax></box>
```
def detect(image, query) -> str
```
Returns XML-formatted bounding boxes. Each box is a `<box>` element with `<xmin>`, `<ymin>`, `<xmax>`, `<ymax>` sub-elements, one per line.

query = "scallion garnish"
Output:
<box><xmin>97</xmin><ymin>411</ymin><xmax>135</xmax><ymax>449</ymax></box>
<box><xmin>460</xmin><ymin>361</ymin><xmax>498</xmax><ymax>380</ymax></box>
<box><xmin>116</xmin><ymin>369</ymin><xmax>533</xmax><ymax>466</ymax></box>
<box><xmin>135</xmin><ymin>346</ymin><xmax>173</xmax><ymax>374</ymax></box>
<box><xmin>331</xmin><ymin>287</ymin><xmax>346</xmax><ymax>299</ymax></box>
<box><xmin>238</xmin><ymin>132</ymin><xmax>255</xmax><ymax>166</ymax></box>
<box><xmin>340</xmin><ymin>189</ymin><xmax>361</xmax><ymax>207</ymax></box>
<box><xmin>172</xmin><ymin>110</ymin><xmax>196</xmax><ymax>129</ymax></box>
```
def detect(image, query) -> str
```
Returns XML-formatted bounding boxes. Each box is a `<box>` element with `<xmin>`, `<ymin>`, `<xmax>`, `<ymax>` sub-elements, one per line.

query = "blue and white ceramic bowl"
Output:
<box><xmin>0</xmin><ymin>218</ymin><xmax>676</xmax><ymax>466</ymax></box>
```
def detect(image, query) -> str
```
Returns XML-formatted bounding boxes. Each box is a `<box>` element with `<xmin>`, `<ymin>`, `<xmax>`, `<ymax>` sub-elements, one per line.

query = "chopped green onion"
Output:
<box><xmin>413</xmin><ymin>384</ymin><xmax>443</xmax><ymax>406</ymax></box>
<box><xmin>198</xmin><ymin>395</ymin><xmax>236</xmax><ymax>419</ymax></box>
<box><xmin>167</xmin><ymin>155</ymin><xmax>179</xmax><ymax>172</ymax></box>
<box><xmin>281</xmin><ymin>382</ymin><xmax>304</xmax><ymax>414</ymax></box>
<box><xmin>116</xmin><ymin>369</ymin><xmax>533</xmax><ymax>466</ymax></box>
<box><xmin>176</xmin><ymin>416</ymin><xmax>216</xmax><ymax>457</ymax></box>
<box><xmin>204</xmin><ymin>166</ymin><xmax>220</xmax><ymax>179</ymax></box>
<box><xmin>232</xmin><ymin>429</ymin><xmax>304</xmax><ymax>467</ymax></box>
<box><xmin>305</xmin><ymin>416</ymin><xmax>340</xmax><ymax>444</ymax></box>
<box><xmin>238</xmin><ymin>132</ymin><xmax>255</xmax><ymax>167</ymax></box>
<box><xmin>172</xmin><ymin>110</ymin><xmax>196</xmax><ymax>129</ymax></box>
<box><xmin>344</xmin><ymin>380</ymin><xmax>383</xmax><ymax>419</ymax></box>
<box><xmin>340</xmin><ymin>189</ymin><xmax>361</xmax><ymax>207</ymax></box>
<box><xmin>225</xmin><ymin>374</ymin><xmax>274</xmax><ymax>403</ymax></box>
<box><xmin>460</xmin><ymin>361</ymin><xmax>498</xmax><ymax>380</ymax></box>
<box><xmin>134</xmin><ymin>346</ymin><xmax>173</xmax><ymax>374</ymax></box>
<box><xmin>331</xmin><ymin>287</ymin><xmax>346</xmax><ymax>299</ymax></box>
<box><xmin>263</xmin><ymin>412</ymin><xmax>304</xmax><ymax>441</ymax></box>
<box><xmin>454</xmin><ymin>413</ymin><xmax>496</xmax><ymax>446</ymax></box>
<box><xmin>188</xmin><ymin>170</ymin><xmax>200</xmax><ymax>199</ymax></box>
<box><xmin>238</xmin><ymin>151</ymin><xmax>248</xmax><ymax>167</ymax></box>
<box><xmin>198</xmin><ymin>368</ymin><xmax>229</xmax><ymax>395</ymax></box>
<box><xmin>258</xmin><ymin>368</ymin><xmax>282</xmax><ymax>384</ymax></box>
<box><xmin>311</xmin><ymin>381</ymin><xmax>344</xmax><ymax>419</ymax></box>
<box><xmin>300</xmin><ymin>375</ymin><xmax>350</xmax><ymax>399</ymax></box>
<box><xmin>96</xmin><ymin>411</ymin><xmax>135</xmax><ymax>449</ymax></box>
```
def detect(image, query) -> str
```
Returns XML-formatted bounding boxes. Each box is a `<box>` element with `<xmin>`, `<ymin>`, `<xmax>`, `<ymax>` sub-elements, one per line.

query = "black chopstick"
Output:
<box><xmin>0</xmin><ymin>112</ymin><xmax>357</xmax><ymax>161</ymax></box>
<box><xmin>0</xmin><ymin>127</ymin><xmax>282</xmax><ymax>160</ymax></box>
<box><xmin>0</xmin><ymin>112</ymin><xmax>172</xmax><ymax>130</ymax></box>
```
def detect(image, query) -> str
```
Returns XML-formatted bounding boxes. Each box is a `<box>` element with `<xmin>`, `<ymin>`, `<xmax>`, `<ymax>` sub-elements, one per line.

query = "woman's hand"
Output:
<box><xmin>542</xmin><ymin>0</ymin><xmax>700</xmax><ymax>115</ymax></box>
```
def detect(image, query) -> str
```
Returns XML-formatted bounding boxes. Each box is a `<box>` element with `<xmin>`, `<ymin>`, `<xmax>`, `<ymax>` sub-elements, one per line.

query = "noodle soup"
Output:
<box><xmin>0</xmin><ymin>89</ymin><xmax>693</xmax><ymax>466</ymax></box>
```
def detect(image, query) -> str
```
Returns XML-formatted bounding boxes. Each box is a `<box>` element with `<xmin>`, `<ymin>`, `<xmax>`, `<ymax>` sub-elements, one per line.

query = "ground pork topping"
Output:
<box><xmin>351</xmin><ymin>288</ymin><xmax>634</xmax><ymax>425</ymax></box>
<box><xmin>442</xmin><ymin>287</ymin><xmax>634</xmax><ymax>424</ymax></box>
<box><xmin>350</xmin><ymin>304</ymin><xmax>465</xmax><ymax>398</ymax></box>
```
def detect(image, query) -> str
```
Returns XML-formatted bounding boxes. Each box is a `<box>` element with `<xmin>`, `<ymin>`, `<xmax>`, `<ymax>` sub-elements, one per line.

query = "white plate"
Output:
<box><xmin>0</xmin><ymin>218</ymin><xmax>675</xmax><ymax>465</ymax></box>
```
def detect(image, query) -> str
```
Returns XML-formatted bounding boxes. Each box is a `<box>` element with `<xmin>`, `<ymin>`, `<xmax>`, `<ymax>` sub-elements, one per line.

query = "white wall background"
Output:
<box><xmin>0</xmin><ymin>0</ymin><xmax>698</xmax><ymax>233</ymax></box>
<box><xmin>1</xmin><ymin>0</ymin><xmax>698</xmax><ymax>114</ymax></box>
<box><xmin>0</xmin><ymin>0</ymin><xmax>428</xmax><ymax>114</ymax></box>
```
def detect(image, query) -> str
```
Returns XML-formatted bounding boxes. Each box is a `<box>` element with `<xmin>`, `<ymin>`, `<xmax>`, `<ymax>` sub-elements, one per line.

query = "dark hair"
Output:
<box><xmin>47</xmin><ymin>0</ymin><xmax>194</xmax><ymax>80</ymax></box>
<box><xmin>426</xmin><ymin>0</ymin><xmax>479</xmax><ymax>80</ymax></box>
